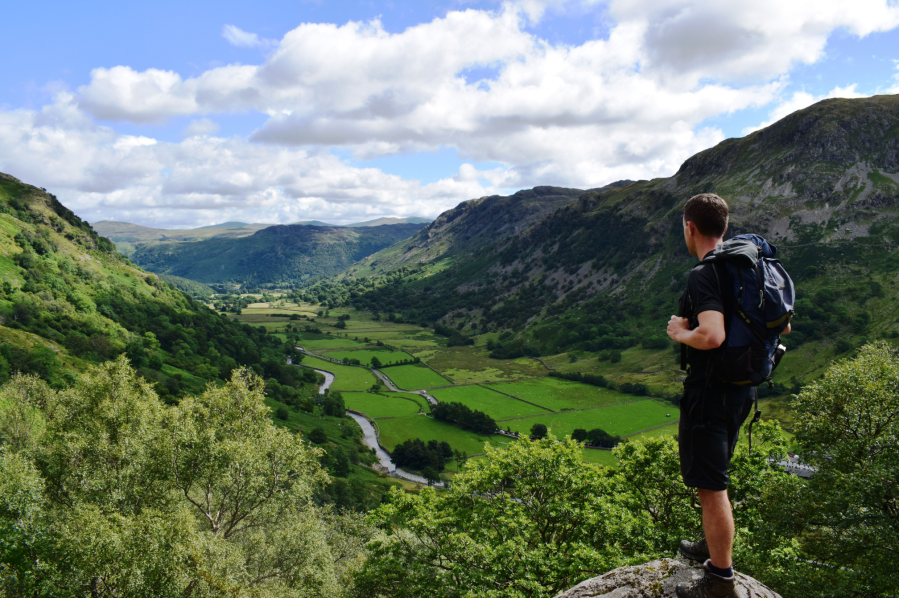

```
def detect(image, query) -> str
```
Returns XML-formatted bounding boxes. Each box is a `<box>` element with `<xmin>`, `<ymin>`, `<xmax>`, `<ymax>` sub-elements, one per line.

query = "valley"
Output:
<box><xmin>229</xmin><ymin>298</ymin><xmax>686</xmax><ymax>474</ymax></box>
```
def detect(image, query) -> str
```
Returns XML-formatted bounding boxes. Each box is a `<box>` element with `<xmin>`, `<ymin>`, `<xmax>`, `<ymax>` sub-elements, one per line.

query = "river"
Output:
<box><xmin>294</xmin><ymin>347</ymin><xmax>443</xmax><ymax>487</ymax></box>
<box><xmin>345</xmin><ymin>412</ymin><xmax>444</xmax><ymax>486</ymax></box>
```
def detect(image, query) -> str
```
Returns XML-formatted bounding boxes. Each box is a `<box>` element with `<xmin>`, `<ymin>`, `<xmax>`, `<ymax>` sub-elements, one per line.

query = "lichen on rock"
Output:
<box><xmin>554</xmin><ymin>558</ymin><xmax>781</xmax><ymax>598</ymax></box>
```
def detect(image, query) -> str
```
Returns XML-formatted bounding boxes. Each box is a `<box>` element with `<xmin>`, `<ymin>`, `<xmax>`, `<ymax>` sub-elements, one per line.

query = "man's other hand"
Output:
<box><xmin>669</xmin><ymin>311</ymin><xmax>726</xmax><ymax>350</ymax></box>
<box><xmin>667</xmin><ymin>316</ymin><xmax>690</xmax><ymax>343</ymax></box>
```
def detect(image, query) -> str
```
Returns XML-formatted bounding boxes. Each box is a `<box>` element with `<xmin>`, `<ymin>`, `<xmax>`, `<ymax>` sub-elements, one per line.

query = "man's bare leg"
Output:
<box><xmin>697</xmin><ymin>488</ymin><xmax>734</xmax><ymax>569</ymax></box>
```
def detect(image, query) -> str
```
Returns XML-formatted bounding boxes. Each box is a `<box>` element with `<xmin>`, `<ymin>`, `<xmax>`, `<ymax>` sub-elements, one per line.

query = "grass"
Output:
<box><xmin>381</xmin><ymin>364</ymin><xmax>450</xmax><ymax>389</ymax></box>
<box><xmin>421</xmin><ymin>346</ymin><xmax>547</xmax><ymax>383</ymax></box>
<box><xmin>297</xmin><ymin>335</ymin><xmax>367</xmax><ymax>350</ymax></box>
<box><xmin>504</xmin><ymin>399</ymin><xmax>676</xmax><ymax>438</ymax></box>
<box><xmin>430</xmin><ymin>385</ymin><xmax>550</xmax><ymax>420</ymax></box>
<box><xmin>384</xmin><ymin>391</ymin><xmax>430</xmax><ymax>412</ymax></box>
<box><xmin>342</xmin><ymin>391</ymin><xmax>422</xmax><ymax>418</ymax></box>
<box><xmin>322</xmin><ymin>348</ymin><xmax>413</xmax><ymax>367</ymax></box>
<box><xmin>376</xmin><ymin>415</ymin><xmax>500</xmax><ymax>455</ymax></box>
<box><xmin>580</xmin><ymin>448</ymin><xmax>618</xmax><ymax>467</ymax></box>
<box><xmin>486</xmin><ymin>377</ymin><xmax>633</xmax><ymax>410</ymax></box>
<box><xmin>298</xmin><ymin>355</ymin><xmax>378</xmax><ymax>391</ymax></box>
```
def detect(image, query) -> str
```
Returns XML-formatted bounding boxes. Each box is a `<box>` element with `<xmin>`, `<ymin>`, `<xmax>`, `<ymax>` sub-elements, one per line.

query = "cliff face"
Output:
<box><xmin>555</xmin><ymin>558</ymin><xmax>781</xmax><ymax>598</ymax></box>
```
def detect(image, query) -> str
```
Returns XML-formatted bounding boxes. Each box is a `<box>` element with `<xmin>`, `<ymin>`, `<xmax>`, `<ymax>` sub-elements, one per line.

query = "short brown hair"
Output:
<box><xmin>683</xmin><ymin>193</ymin><xmax>728</xmax><ymax>237</ymax></box>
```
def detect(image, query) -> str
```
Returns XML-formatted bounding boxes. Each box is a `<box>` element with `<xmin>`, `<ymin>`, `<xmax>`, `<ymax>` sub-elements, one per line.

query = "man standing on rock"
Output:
<box><xmin>666</xmin><ymin>194</ymin><xmax>789</xmax><ymax>598</ymax></box>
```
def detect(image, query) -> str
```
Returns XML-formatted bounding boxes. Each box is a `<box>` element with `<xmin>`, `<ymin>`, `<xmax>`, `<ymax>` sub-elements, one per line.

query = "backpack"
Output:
<box><xmin>680</xmin><ymin>234</ymin><xmax>795</xmax><ymax>387</ymax></box>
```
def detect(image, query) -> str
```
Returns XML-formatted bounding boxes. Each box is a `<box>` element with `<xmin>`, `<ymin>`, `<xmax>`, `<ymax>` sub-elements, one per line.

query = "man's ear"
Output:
<box><xmin>686</xmin><ymin>220</ymin><xmax>696</xmax><ymax>237</ymax></box>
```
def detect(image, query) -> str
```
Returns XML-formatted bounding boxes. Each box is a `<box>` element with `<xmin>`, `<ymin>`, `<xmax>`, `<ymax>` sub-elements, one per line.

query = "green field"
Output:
<box><xmin>381</xmin><ymin>364</ymin><xmax>449</xmax><ymax>389</ymax></box>
<box><xmin>486</xmin><ymin>377</ymin><xmax>633</xmax><ymax>411</ymax></box>
<box><xmin>322</xmin><ymin>348</ymin><xmax>413</xmax><ymax>367</ymax></box>
<box><xmin>296</xmin><ymin>334</ymin><xmax>366</xmax><ymax>350</ymax></box>
<box><xmin>342</xmin><ymin>392</ymin><xmax>422</xmax><ymax>418</ymax></box>
<box><xmin>580</xmin><ymin>448</ymin><xmax>618</xmax><ymax>467</ymax></box>
<box><xmin>376</xmin><ymin>415</ymin><xmax>499</xmax><ymax>454</ymax></box>
<box><xmin>384</xmin><ymin>391</ymin><xmax>430</xmax><ymax>412</ymax></box>
<box><xmin>430</xmin><ymin>385</ymin><xmax>550</xmax><ymax>420</ymax></box>
<box><xmin>505</xmin><ymin>399</ymin><xmax>675</xmax><ymax>438</ymax></box>
<box><xmin>299</xmin><ymin>355</ymin><xmax>377</xmax><ymax>391</ymax></box>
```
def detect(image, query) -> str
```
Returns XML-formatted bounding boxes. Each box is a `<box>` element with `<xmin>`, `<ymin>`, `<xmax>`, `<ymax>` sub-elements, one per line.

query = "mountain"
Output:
<box><xmin>346</xmin><ymin>216</ymin><xmax>433</xmax><ymax>227</ymax></box>
<box><xmin>93</xmin><ymin>220</ymin><xmax>270</xmax><ymax>243</ymax></box>
<box><xmin>126</xmin><ymin>222</ymin><xmax>429</xmax><ymax>286</ymax></box>
<box><xmin>306</xmin><ymin>94</ymin><xmax>899</xmax><ymax>396</ymax></box>
<box><xmin>0</xmin><ymin>173</ymin><xmax>314</xmax><ymax>402</ymax></box>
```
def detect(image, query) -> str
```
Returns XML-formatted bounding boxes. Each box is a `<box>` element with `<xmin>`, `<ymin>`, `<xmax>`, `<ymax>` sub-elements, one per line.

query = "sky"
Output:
<box><xmin>2</xmin><ymin>1</ymin><xmax>899</xmax><ymax>228</ymax></box>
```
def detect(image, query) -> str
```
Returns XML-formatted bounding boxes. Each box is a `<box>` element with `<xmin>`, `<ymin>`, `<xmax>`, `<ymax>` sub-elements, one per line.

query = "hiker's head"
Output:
<box><xmin>682</xmin><ymin>193</ymin><xmax>728</xmax><ymax>256</ymax></box>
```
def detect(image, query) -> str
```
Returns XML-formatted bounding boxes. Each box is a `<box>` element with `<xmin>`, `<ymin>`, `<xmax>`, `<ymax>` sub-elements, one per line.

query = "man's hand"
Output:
<box><xmin>667</xmin><ymin>311</ymin><xmax>726</xmax><ymax>350</ymax></box>
<box><xmin>667</xmin><ymin>316</ymin><xmax>690</xmax><ymax>343</ymax></box>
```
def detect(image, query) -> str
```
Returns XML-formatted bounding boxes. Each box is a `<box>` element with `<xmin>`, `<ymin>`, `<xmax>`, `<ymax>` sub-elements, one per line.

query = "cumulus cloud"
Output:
<box><xmin>5</xmin><ymin>0</ymin><xmax>899</xmax><ymax>226</ymax></box>
<box><xmin>0</xmin><ymin>95</ymin><xmax>496</xmax><ymax>226</ymax></box>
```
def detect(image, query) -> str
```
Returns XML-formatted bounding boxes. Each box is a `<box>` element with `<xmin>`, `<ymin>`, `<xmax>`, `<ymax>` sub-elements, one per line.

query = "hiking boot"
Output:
<box><xmin>675</xmin><ymin>560</ymin><xmax>738</xmax><ymax>598</ymax></box>
<box><xmin>679</xmin><ymin>537</ymin><xmax>710</xmax><ymax>562</ymax></box>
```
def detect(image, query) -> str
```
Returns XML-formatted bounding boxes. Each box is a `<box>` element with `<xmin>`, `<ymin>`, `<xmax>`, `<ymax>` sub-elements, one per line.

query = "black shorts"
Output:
<box><xmin>678</xmin><ymin>384</ymin><xmax>753</xmax><ymax>491</ymax></box>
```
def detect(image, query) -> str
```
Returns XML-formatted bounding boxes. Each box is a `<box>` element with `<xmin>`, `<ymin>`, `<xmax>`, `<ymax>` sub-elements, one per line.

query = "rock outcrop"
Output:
<box><xmin>554</xmin><ymin>558</ymin><xmax>781</xmax><ymax>598</ymax></box>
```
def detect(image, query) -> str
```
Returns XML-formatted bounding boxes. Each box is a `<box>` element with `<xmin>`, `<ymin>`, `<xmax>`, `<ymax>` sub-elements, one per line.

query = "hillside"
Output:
<box><xmin>0</xmin><ymin>172</ymin><xmax>316</xmax><ymax>403</ymax></box>
<box><xmin>306</xmin><ymin>94</ymin><xmax>899</xmax><ymax>400</ymax></box>
<box><xmin>126</xmin><ymin>222</ymin><xmax>428</xmax><ymax>287</ymax></box>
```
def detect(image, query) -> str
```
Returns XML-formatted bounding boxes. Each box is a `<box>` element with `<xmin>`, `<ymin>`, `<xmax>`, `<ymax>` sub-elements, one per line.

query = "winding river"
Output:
<box><xmin>295</xmin><ymin>348</ymin><xmax>443</xmax><ymax>487</ymax></box>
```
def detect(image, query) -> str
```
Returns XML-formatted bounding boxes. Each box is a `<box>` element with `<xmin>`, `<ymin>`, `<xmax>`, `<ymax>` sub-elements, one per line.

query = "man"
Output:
<box><xmin>666</xmin><ymin>193</ymin><xmax>789</xmax><ymax>598</ymax></box>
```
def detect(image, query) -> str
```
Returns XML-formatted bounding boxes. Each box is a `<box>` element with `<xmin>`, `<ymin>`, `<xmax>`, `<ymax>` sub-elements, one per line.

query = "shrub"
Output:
<box><xmin>308</xmin><ymin>427</ymin><xmax>327</xmax><ymax>444</ymax></box>
<box><xmin>530</xmin><ymin>423</ymin><xmax>547</xmax><ymax>438</ymax></box>
<box><xmin>275</xmin><ymin>406</ymin><xmax>289</xmax><ymax>420</ymax></box>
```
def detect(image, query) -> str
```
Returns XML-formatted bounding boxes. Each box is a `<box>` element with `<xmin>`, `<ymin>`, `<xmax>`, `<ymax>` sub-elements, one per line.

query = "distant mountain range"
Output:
<box><xmin>92</xmin><ymin>216</ymin><xmax>432</xmax><ymax>245</ymax></box>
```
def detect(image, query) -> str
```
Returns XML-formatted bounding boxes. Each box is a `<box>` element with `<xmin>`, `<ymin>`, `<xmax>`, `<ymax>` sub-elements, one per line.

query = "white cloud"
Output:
<box><xmin>222</xmin><ymin>24</ymin><xmax>275</xmax><ymax>49</ymax></box>
<box><xmin>4</xmin><ymin>0</ymin><xmax>899</xmax><ymax>226</ymax></box>
<box><xmin>742</xmin><ymin>84</ymin><xmax>866</xmax><ymax>135</ymax></box>
<box><xmin>0</xmin><ymin>95</ymin><xmax>498</xmax><ymax>227</ymax></box>
<box><xmin>182</xmin><ymin>118</ymin><xmax>221</xmax><ymax>138</ymax></box>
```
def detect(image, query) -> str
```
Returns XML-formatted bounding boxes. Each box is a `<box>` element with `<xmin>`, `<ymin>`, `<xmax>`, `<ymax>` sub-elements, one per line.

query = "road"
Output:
<box><xmin>293</xmin><ymin>347</ymin><xmax>444</xmax><ymax>487</ymax></box>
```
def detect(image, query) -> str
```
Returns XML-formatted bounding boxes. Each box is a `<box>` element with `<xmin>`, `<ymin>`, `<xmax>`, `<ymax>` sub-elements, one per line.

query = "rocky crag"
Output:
<box><xmin>555</xmin><ymin>559</ymin><xmax>781</xmax><ymax>598</ymax></box>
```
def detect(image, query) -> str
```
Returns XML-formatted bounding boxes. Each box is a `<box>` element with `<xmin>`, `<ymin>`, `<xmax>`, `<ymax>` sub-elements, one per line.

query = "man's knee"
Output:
<box><xmin>697</xmin><ymin>488</ymin><xmax>729</xmax><ymax>506</ymax></box>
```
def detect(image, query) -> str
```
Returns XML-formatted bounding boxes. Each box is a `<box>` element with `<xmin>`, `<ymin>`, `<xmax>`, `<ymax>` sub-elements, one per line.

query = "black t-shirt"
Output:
<box><xmin>681</xmin><ymin>262</ymin><xmax>725</xmax><ymax>387</ymax></box>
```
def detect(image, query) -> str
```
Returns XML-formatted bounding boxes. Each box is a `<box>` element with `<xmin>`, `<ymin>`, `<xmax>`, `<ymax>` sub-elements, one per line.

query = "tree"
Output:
<box><xmin>321</xmin><ymin>391</ymin><xmax>346</xmax><ymax>417</ymax></box>
<box><xmin>370</xmin><ymin>356</ymin><xmax>383</xmax><ymax>369</ymax></box>
<box><xmin>571</xmin><ymin>428</ymin><xmax>587</xmax><ymax>442</ymax></box>
<box><xmin>421</xmin><ymin>466</ymin><xmax>440</xmax><ymax>486</ymax></box>
<box><xmin>530</xmin><ymin>423</ymin><xmax>547</xmax><ymax>438</ymax></box>
<box><xmin>0</xmin><ymin>359</ymin><xmax>371</xmax><ymax>597</ymax></box>
<box><xmin>276</xmin><ymin>405</ymin><xmax>290</xmax><ymax>420</ymax></box>
<box><xmin>309</xmin><ymin>427</ymin><xmax>328</xmax><ymax>444</ymax></box>
<box><xmin>356</xmin><ymin>436</ymin><xmax>638</xmax><ymax>597</ymax></box>
<box><xmin>747</xmin><ymin>342</ymin><xmax>899</xmax><ymax>596</ymax></box>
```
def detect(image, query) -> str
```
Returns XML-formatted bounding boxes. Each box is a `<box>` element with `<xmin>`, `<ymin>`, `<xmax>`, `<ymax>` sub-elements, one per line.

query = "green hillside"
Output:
<box><xmin>302</xmin><ymin>94</ymin><xmax>899</xmax><ymax>403</ymax></box>
<box><xmin>0</xmin><ymin>172</ymin><xmax>315</xmax><ymax>403</ymax></box>
<box><xmin>127</xmin><ymin>222</ymin><xmax>427</xmax><ymax>287</ymax></box>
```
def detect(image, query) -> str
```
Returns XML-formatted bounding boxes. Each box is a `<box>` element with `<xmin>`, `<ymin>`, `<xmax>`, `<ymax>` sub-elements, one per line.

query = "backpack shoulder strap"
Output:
<box><xmin>710</xmin><ymin>260</ymin><xmax>734</xmax><ymax>341</ymax></box>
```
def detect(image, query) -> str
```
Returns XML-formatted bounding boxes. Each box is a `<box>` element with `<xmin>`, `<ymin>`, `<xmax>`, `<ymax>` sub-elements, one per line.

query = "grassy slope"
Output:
<box><xmin>430</xmin><ymin>384</ymin><xmax>550</xmax><ymax>420</ymax></box>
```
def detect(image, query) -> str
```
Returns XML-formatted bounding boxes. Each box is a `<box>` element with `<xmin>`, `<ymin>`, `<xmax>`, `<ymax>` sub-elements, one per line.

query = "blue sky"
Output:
<box><xmin>1</xmin><ymin>0</ymin><xmax>899</xmax><ymax>227</ymax></box>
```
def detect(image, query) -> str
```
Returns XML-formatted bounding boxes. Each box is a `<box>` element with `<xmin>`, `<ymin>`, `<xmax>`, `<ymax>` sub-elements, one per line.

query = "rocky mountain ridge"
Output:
<box><xmin>310</xmin><ymin>94</ymin><xmax>899</xmax><ymax>400</ymax></box>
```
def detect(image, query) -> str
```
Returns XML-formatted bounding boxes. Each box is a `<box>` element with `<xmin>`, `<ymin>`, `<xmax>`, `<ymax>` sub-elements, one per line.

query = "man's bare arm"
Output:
<box><xmin>667</xmin><ymin>311</ymin><xmax>726</xmax><ymax>350</ymax></box>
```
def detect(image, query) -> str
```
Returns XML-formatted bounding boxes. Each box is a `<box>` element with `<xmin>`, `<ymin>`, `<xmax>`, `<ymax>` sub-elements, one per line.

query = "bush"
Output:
<box><xmin>530</xmin><ymin>423</ymin><xmax>547</xmax><ymax>438</ymax></box>
<box><xmin>571</xmin><ymin>428</ymin><xmax>587</xmax><ymax>442</ymax></box>
<box><xmin>275</xmin><ymin>406</ymin><xmax>289</xmax><ymax>420</ymax></box>
<box><xmin>308</xmin><ymin>427</ymin><xmax>327</xmax><ymax>444</ymax></box>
